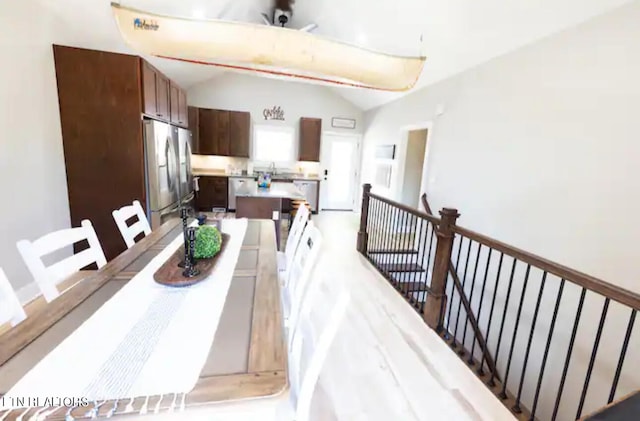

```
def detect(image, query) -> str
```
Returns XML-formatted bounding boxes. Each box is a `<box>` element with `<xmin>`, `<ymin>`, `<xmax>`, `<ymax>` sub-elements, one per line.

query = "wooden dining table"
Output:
<box><xmin>0</xmin><ymin>218</ymin><xmax>288</xmax><ymax>420</ymax></box>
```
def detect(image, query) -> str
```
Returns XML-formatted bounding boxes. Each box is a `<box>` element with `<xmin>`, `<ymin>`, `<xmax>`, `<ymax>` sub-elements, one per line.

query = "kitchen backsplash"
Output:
<box><xmin>191</xmin><ymin>155</ymin><xmax>320</xmax><ymax>176</ymax></box>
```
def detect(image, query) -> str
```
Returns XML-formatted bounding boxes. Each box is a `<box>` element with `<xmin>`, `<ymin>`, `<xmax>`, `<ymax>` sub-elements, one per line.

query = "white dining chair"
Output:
<box><xmin>282</xmin><ymin>221</ymin><xmax>323</xmax><ymax>324</ymax></box>
<box><xmin>0</xmin><ymin>267</ymin><xmax>27</xmax><ymax>328</ymax></box>
<box><xmin>286</xmin><ymin>285</ymin><xmax>351</xmax><ymax>421</ymax></box>
<box><xmin>278</xmin><ymin>204</ymin><xmax>310</xmax><ymax>280</ymax></box>
<box><xmin>16</xmin><ymin>220</ymin><xmax>107</xmax><ymax>302</ymax></box>
<box><xmin>112</xmin><ymin>200</ymin><xmax>152</xmax><ymax>248</ymax></box>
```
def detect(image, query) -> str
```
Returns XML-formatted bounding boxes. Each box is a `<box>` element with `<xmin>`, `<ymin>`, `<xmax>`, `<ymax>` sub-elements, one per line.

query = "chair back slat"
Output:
<box><xmin>285</xmin><ymin>222</ymin><xmax>323</xmax><ymax>326</ymax></box>
<box><xmin>112</xmin><ymin>200</ymin><xmax>152</xmax><ymax>248</ymax></box>
<box><xmin>288</xmin><ymin>285</ymin><xmax>350</xmax><ymax>421</ymax></box>
<box><xmin>30</xmin><ymin>225</ymin><xmax>91</xmax><ymax>257</ymax></box>
<box><xmin>285</xmin><ymin>205</ymin><xmax>310</xmax><ymax>263</ymax></box>
<box><xmin>16</xmin><ymin>220</ymin><xmax>106</xmax><ymax>302</ymax></box>
<box><xmin>0</xmin><ymin>268</ymin><xmax>26</xmax><ymax>327</ymax></box>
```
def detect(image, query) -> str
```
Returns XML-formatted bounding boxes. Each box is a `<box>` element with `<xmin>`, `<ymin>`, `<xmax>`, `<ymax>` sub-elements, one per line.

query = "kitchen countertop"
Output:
<box><xmin>235</xmin><ymin>183</ymin><xmax>306</xmax><ymax>200</ymax></box>
<box><xmin>192</xmin><ymin>168</ymin><xmax>321</xmax><ymax>182</ymax></box>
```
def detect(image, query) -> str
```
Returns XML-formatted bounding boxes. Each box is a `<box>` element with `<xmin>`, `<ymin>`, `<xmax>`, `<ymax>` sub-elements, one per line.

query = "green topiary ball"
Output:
<box><xmin>194</xmin><ymin>225</ymin><xmax>222</xmax><ymax>259</ymax></box>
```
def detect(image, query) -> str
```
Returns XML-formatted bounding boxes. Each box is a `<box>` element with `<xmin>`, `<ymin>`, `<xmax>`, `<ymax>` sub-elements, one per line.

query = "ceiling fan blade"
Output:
<box><xmin>299</xmin><ymin>23</ymin><xmax>318</xmax><ymax>32</ymax></box>
<box><xmin>260</xmin><ymin>12</ymin><xmax>272</xmax><ymax>25</ymax></box>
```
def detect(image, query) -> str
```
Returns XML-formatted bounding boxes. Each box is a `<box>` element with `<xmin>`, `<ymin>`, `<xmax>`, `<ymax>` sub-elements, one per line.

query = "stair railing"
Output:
<box><xmin>358</xmin><ymin>184</ymin><xmax>640</xmax><ymax>421</ymax></box>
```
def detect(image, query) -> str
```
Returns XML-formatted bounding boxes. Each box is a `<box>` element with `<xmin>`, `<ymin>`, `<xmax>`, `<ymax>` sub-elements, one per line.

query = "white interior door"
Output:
<box><xmin>320</xmin><ymin>132</ymin><xmax>360</xmax><ymax>210</ymax></box>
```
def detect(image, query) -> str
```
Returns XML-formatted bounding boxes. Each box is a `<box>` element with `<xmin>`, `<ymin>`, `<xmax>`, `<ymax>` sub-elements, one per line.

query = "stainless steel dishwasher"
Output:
<box><xmin>228</xmin><ymin>177</ymin><xmax>256</xmax><ymax>211</ymax></box>
<box><xmin>293</xmin><ymin>180</ymin><xmax>319</xmax><ymax>213</ymax></box>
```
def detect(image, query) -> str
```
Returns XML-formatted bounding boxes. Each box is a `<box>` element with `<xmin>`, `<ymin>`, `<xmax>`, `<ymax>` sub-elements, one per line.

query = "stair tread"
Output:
<box><xmin>378</xmin><ymin>263</ymin><xmax>426</xmax><ymax>272</ymax></box>
<box><xmin>369</xmin><ymin>249</ymin><xmax>419</xmax><ymax>255</ymax></box>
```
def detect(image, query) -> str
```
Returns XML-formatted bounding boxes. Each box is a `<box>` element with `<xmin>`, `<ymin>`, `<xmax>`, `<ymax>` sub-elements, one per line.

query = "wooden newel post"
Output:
<box><xmin>424</xmin><ymin>207</ymin><xmax>460</xmax><ymax>331</ymax></box>
<box><xmin>357</xmin><ymin>184</ymin><xmax>372</xmax><ymax>254</ymax></box>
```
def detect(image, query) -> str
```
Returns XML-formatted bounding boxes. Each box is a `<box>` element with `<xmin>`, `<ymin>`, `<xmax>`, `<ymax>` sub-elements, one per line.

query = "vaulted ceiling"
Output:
<box><xmin>39</xmin><ymin>0</ymin><xmax>632</xmax><ymax>110</ymax></box>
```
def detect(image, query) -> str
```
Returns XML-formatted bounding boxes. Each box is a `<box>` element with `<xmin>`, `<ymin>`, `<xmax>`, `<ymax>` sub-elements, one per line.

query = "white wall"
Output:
<box><xmin>187</xmin><ymin>72</ymin><xmax>363</xmax><ymax>167</ymax></box>
<box><xmin>363</xmin><ymin>1</ymin><xmax>640</xmax><ymax>290</ymax></box>
<box><xmin>362</xmin><ymin>2</ymin><xmax>640</xmax><ymax>419</ymax></box>
<box><xmin>0</xmin><ymin>2</ymin><xmax>73</xmax><ymax>293</ymax></box>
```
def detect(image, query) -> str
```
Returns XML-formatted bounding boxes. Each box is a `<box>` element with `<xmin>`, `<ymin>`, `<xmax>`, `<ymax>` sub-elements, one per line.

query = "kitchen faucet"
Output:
<box><xmin>269</xmin><ymin>162</ymin><xmax>276</xmax><ymax>175</ymax></box>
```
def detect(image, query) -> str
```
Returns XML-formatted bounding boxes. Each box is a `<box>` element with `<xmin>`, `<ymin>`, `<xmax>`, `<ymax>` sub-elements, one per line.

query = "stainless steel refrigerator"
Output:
<box><xmin>144</xmin><ymin>120</ymin><xmax>180</xmax><ymax>229</ymax></box>
<box><xmin>176</xmin><ymin>126</ymin><xmax>194</xmax><ymax>206</ymax></box>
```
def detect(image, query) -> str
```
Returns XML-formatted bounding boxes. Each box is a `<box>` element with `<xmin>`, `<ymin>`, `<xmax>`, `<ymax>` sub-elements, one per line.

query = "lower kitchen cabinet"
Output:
<box><xmin>195</xmin><ymin>176</ymin><xmax>228</xmax><ymax>211</ymax></box>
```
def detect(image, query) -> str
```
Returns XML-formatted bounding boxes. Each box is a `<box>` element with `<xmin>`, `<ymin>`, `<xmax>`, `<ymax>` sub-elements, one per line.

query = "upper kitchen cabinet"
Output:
<box><xmin>170</xmin><ymin>81</ymin><xmax>188</xmax><ymax>127</ymax></box>
<box><xmin>141</xmin><ymin>61</ymin><xmax>169</xmax><ymax>120</ymax></box>
<box><xmin>141</xmin><ymin>60</ymin><xmax>185</xmax><ymax>126</ymax></box>
<box><xmin>196</xmin><ymin>108</ymin><xmax>250</xmax><ymax>157</ymax></box>
<box><xmin>229</xmin><ymin>111</ymin><xmax>250</xmax><ymax>158</ymax></box>
<box><xmin>299</xmin><ymin>117</ymin><xmax>322</xmax><ymax>162</ymax></box>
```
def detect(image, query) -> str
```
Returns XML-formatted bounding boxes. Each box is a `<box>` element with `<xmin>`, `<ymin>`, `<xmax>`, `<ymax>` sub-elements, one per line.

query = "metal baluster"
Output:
<box><xmin>470</xmin><ymin>248</ymin><xmax>493</xmax><ymax>369</ymax></box>
<box><xmin>382</xmin><ymin>203</ymin><xmax>392</xmax><ymax>274</ymax></box>
<box><xmin>551</xmin><ymin>287</ymin><xmax>587</xmax><ymax>421</ymax></box>
<box><xmin>368</xmin><ymin>198</ymin><xmax>376</xmax><ymax>260</ymax></box>
<box><xmin>400</xmin><ymin>211</ymin><xmax>412</xmax><ymax>301</ymax></box>
<box><xmin>408</xmin><ymin>214</ymin><xmax>418</xmax><ymax>305</ymax></box>
<box><xmin>373</xmin><ymin>200</ymin><xmax>384</xmax><ymax>260</ymax></box>
<box><xmin>447</xmin><ymin>235</ymin><xmax>465</xmax><ymax>342</ymax></box>
<box><xmin>531</xmin><ymin>279</ymin><xmax>565</xmax><ymax>420</ymax></box>
<box><xmin>371</xmin><ymin>199</ymin><xmax>380</xmax><ymax>264</ymax></box>
<box><xmin>453</xmin><ymin>238</ymin><xmax>473</xmax><ymax>350</ymax></box>
<box><xmin>513</xmin><ymin>271</ymin><xmax>547</xmax><ymax>413</ymax></box>
<box><xmin>405</xmin><ymin>214</ymin><xmax>417</xmax><ymax>303</ymax></box>
<box><xmin>478</xmin><ymin>252</ymin><xmax>503</xmax><ymax>376</ymax></box>
<box><xmin>412</xmin><ymin>216</ymin><xmax>426</xmax><ymax>310</ymax></box>
<box><xmin>403</xmin><ymin>213</ymin><xmax>415</xmax><ymax>305</ymax></box>
<box><xmin>608</xmin><ymin>309</ymin><xmax>637</xmax><ymax>403</ymax></box>
<box><xmin>487</xmin><ymin>258</ymin><xmax>518</xmax><ymax>388</ymax></box>
<box><xmin>576</xmin><ymin>298</ymin><xmax>610</xmax><ymax>419</ymax></box>
<box><xmin>425</xmin><ymin>219</ymin><xmax>436</xmax><ymax>282</ymax></box>
<box><xmin>392</xmin><ymin>208</ymin><xmax>402</xmax><ymax>289</ymax></box>
<box><xmin>419</xmin><ymin>221</ymin><xmax>432</xmax><ymax>312</ymax></box>
<box><xmin>499</xmin><ymin>264</ymin><xmax>531</xmax><ymax>399</ymax></box>
<box><xmin>398</xmin><ymin>210</ymin><xmax>408</xmax><ymax>292</ymax></box>
<box><xmin>386</xmin><ymin>205</ymin><xmax>397</xmax><ymax>277</ymax></box>
<box><xmin>461</xmin><ymin>243</ymin><xmax>483</xmax><ymax>358</ymax></box>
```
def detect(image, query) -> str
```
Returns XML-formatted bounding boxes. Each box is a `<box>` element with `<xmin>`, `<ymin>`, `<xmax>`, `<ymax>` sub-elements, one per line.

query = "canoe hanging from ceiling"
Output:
<box><xmin>111</xmin><ymin>3</ymin><xmax>426</xmax><ymax>91</ymax></box>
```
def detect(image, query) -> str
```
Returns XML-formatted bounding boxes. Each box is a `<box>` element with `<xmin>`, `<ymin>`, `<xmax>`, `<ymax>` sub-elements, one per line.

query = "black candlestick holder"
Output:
<box><xmin>178</xmin><ymin>205</ymin><xmax>192</xmax><ymax>268</ymax></box>
<box><xmin>182</xmin><ymin>227</ymin><xmax>200</xmax><ymax>278</ymax></box>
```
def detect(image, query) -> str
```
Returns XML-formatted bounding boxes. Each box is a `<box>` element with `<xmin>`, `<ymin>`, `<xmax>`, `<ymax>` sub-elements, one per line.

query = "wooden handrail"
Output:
<box><xmin>453</xmin><ymin>225</ymin><xmax>640</xmax><ymax>310</ymax></box>
<box><xmin>369</xmin><ymin>191</ymin><xmax>441</xmax><ymax>225</ymax></box>
<box><xmin>421</xmin><ymin>192</ymin><xmax>640</xmax><ymax>310</ymax></box>
<box><xmin>421</xmin><ymin>193</ymin><xmax>433</xmax><ymax>216</ymax></box>
<box><xmin>421</xmin><ymin>193</ymin><xmax>499</xmax><ymax>379</ymax></box>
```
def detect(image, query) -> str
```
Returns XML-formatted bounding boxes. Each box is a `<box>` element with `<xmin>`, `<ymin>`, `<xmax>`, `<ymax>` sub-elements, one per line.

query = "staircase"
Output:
<box><xmin>356</xmin><ymin>184</ymin><xmax>640</xmax><ymax>421</ymax></box>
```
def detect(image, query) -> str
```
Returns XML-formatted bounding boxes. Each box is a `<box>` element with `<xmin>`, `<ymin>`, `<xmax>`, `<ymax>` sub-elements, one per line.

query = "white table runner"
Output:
<box><xmin>2</xmin><ymin>218</ymin><xmax>248</xmax><ymax>407</ymax></box>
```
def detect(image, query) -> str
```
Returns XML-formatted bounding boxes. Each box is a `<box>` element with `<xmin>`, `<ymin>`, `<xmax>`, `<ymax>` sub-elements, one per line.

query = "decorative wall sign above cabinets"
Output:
<box><xmin>331</xmin><ymin>117</ymin><xmax>356</xmax><ymax>129</ymax></box>
<box><xmin>263</xmin><ymin>106</ymin><xmax>285</xmax><ymax>121</ymax></box>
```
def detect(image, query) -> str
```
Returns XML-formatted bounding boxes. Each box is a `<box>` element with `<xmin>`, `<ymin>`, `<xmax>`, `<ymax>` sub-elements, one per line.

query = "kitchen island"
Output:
<box><xmin>235</xmin><ymin>183</ymin><xmax>306</xmax><ymax>249</ymax></box>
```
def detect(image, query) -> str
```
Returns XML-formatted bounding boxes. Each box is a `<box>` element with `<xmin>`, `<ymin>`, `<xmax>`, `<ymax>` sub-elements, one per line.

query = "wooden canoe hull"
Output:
<box><xmin>111</xmin><ymin>3</ymin><xmax>425</xmax><ymax>91</ymax></box>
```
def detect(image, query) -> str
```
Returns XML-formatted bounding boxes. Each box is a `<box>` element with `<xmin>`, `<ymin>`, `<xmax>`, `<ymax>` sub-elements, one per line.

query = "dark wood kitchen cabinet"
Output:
<box><xmin>299</xmin><ymin>117</ymin><xmax>322</xmax><ymax>162</ymax></box>
<box><xmin>196</xmin><ymin>108</ymin><xmax>250</xmax><ymax>157</ymax></box>
<box><xmin>170</xmin><ymin>82</ymin><xmax>188</xmax><ymax>127</ymax></box>
<box><xmin>188</xmin><ymin>106</ymin><xmax>200</xmax><ymax>153</ymax></box>
<box><xmin>141</xmin><ymin>61</ymin><xmax>170</xmax><ymax>121</ymax></box>
<box><xmin>53</xmin><ymin>45</ymin><xmax>191</xmax><ymax>262</ymax></box>
<box><xmin>229</xmin><ymin>111</ymin><xmax>251</xmax><ymax>157</ymax></box>
<box><xmin>195</xmin><ymin>176</ymin><xmax>229</xmax><ymax>210</ymax></box>
<box><xmin>53</xmin><ymin>45</ymin><xmax>147</xmax><ymax>261</ymax></box>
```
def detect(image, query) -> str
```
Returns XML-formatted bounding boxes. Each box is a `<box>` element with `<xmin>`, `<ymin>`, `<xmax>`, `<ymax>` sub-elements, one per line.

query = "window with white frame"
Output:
<box><xmin>252</xmin><ymin>125</ymin><xmax>295</xmax><ymax>163</ymax></box>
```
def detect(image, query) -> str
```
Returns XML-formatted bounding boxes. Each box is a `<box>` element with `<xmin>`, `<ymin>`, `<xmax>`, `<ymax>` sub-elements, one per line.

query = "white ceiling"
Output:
<box><xmin>39</xmin><ymin>0</ymin><xmax>632</xmax><ymax>110</ymax></box>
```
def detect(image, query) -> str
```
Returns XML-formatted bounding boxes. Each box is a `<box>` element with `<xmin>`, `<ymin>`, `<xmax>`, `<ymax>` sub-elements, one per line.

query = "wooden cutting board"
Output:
<box><xmin>153</xmin><ymin>233</ymin><xmax>230</xmax><ymax>287</ymax></box>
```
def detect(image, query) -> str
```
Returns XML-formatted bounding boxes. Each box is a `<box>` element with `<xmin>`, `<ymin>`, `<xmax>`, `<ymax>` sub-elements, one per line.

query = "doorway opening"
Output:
<box><xmin>320</xmin><ymin>132</ymin><xmax>361</xmax><ymax>211</ymax></box>
<box><xmin>400</xmin><ymin>128</ymin><xmax>428</xmax><ymax>208</ymax></box>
